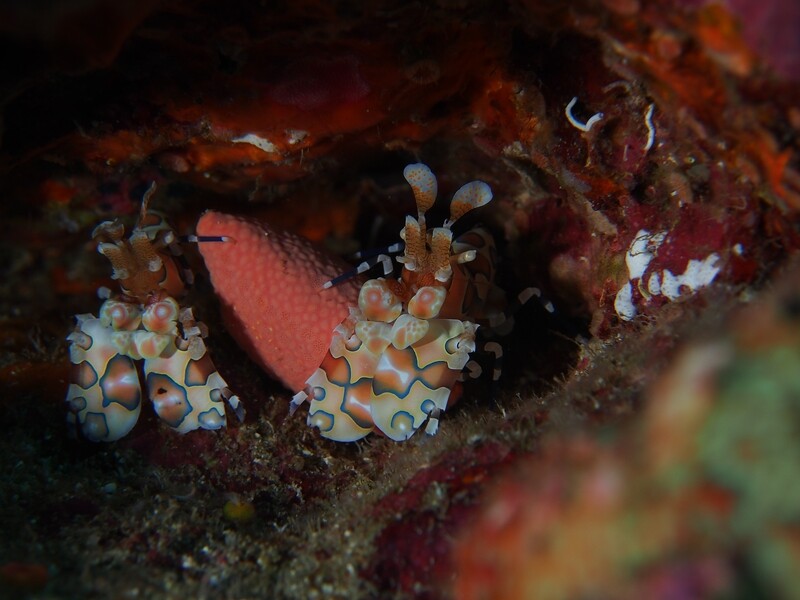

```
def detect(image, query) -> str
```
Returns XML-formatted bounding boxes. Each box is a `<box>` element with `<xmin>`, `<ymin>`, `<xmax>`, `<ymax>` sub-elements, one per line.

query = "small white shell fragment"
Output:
<box><xmin>626</xmin><ymin>229</ymin><xmax>666</xmax><ymax>280</ymax></box>
<box><xmin>660</xmin><ymin>253</ymin><xmax>721</xmax><ymax>301</ymax></box>
<box><xmin>614</xmin><ymin>281</ymin><xmax>637</xmax><ymax>321</ymax></box>
<box><xmin>232</xmin><ymin>133</ymin><xmax>279</xmax><ymax>154</ymax></box>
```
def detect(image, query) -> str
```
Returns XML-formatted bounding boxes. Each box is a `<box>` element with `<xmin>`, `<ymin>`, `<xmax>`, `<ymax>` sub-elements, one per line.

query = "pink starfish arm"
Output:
<box><xmin>196</xmin><ymin>211</ymin><xmax>360</xmax><ymax>391</ymax></box>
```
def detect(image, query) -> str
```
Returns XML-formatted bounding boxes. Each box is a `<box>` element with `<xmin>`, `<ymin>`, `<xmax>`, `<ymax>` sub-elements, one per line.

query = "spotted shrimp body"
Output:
<box><xmin>293</xmin><ymin>164</ymin><xmax>505</xmax><ymax>442</ymax></box>
<box><xmin>66</xmin><ymin>311</ymin><xmax>142</xmax><ymax>441</ymax></box>
<box><xmin>66</xmin><ymin>186</ymin><xmax>242</xmax><ymax>441</ymax></box>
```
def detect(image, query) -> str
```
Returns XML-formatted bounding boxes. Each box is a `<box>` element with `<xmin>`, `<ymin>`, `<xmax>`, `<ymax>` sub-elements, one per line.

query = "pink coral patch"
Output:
<box><xmin>196</xmin><ymin>211</ymin><xmax>360</xmax><ymax>391</ymax></box>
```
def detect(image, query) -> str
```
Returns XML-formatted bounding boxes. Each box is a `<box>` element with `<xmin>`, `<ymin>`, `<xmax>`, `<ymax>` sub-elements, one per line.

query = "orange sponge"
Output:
<box><xmin>196</xmin><ymin>211</ymin><xmax>360</xmax><ymax>391</ymax></box>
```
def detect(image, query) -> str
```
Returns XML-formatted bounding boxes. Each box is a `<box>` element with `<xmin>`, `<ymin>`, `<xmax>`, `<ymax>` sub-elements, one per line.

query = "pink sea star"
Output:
<box><xmin>196</xmin><ymin>211</ymin><xmax>360</xmax><ymax>391</ymax></box>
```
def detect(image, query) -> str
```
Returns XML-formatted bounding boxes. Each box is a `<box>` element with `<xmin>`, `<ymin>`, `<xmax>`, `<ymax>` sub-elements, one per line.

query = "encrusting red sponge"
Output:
<box><xmin>196</xmin><ymin>211</ymin><xmax>360</xmax><ymax>391</ymax></box>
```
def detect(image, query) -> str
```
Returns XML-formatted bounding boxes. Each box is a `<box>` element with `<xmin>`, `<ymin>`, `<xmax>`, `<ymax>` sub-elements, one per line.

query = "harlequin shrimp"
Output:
<box><xmin>290</xmin><ymin>163</ymin><xmax>511</xmax><ymax>442</ymax></box>
<box><xmin>65</xmin><ymin>184</ymin><xmax>243</xmax><ymax>442</ymax></box>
